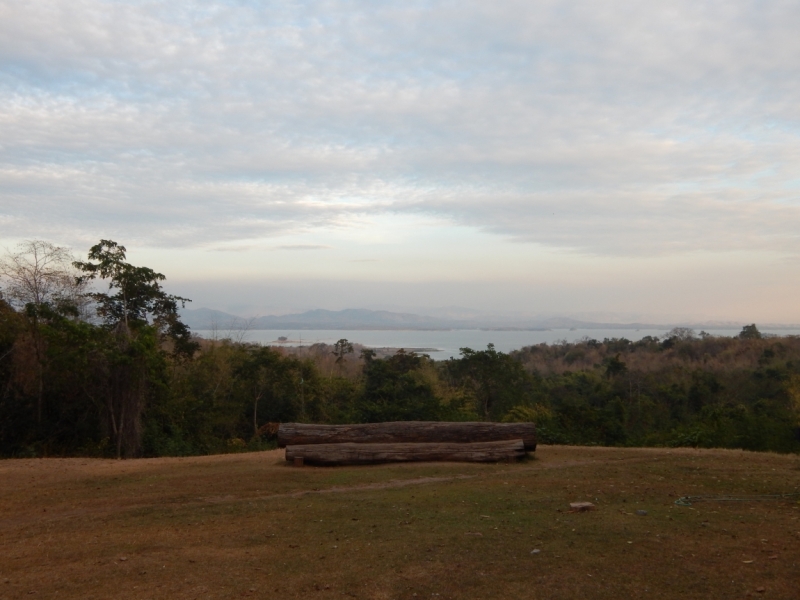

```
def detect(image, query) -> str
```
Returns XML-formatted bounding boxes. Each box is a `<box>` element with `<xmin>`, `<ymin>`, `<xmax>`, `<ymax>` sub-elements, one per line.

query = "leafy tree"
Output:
<box><xmin>332</xmin><ymin>339</ymin><xmax>354</xmax><ymax>367</ymax></box>
<box><xmin>448</xmin><ymin>344</ymin><xmax>539</xmax><ymax>420</ymax></box>
<box><xmin>603</xmin><ymin>353</ymin><xmax>628</xmax><ymax>379</ymax></box>
<box><xmin>73</xmin><ymin>240</ymin><xmax>196</xmax><ymax>458</ymax></box>
<box><xmin>688</xmin><ymin>371</ymin><xmax>722</xmax><ymax>412</ymax></box>
<box><xmin>74</xmin><ymin>240</ymin><xmax>195</xmax><ymax>354</ymax></box>
<box><xmin>739</xmin><ymin>324</ymin><xmax>762</xmax><ymax>340</ymax></box>
<box><xmin>664</xmin><ymin>327</ymin><xmax>696</xmax><ymax>341</ymax></box>
<box><xmin>603</xmin><ymin>338</ymin><xmax>632</xmax><ymax>353</ymax></box>
<box><xmin>234</xmin><ymin>346</ymin><xmax>301</xmax><ymax>438</ymax></box>
<box><xmin>358</xmin><ymin>350</ymin><xmax>442</xmax><ymax>422</ymax></box>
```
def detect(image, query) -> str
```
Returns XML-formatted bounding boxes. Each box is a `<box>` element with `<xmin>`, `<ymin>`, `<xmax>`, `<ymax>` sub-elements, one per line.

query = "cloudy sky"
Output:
<box><xmin>2</xmin><ymin>0</ymin><xmax>800</xmax><ymax>322</ymax></box>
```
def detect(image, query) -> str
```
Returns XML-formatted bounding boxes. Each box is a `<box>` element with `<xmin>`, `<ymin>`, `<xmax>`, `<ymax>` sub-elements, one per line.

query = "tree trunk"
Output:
<box><xmin>29</xmin><ymin>316</ymin><xmax>44</xmax><ymax>426</ymax></box>
<box><xmin>253</xmin><ymin>391</ymin><xmax>262</xmax><ymax>438</ymax></box>
<box><xmin>278</xmin><ymin>421</ymin><xmax>536</xmax><ymax>451</ymax></box>
<box><xmin>116</xmin><ymin>401</ymin><xmax>125</xmax><ymax>460</ymax></box>
<box><xmin>108</xmin><ymin>326</ymin><xmax>146</xmax><ymax>459</ymax></box>
<box><xmin>285</xmin><ymin>439</ymin><xmax>526</xmax><ymax>466</ymax></box>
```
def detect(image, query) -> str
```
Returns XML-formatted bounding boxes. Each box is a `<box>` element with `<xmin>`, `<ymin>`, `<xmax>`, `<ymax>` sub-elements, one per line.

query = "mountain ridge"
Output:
<box><xmin>179</xmin><ymin>307</ymin><xmax>781</xmax><ymax>332</ymax></box>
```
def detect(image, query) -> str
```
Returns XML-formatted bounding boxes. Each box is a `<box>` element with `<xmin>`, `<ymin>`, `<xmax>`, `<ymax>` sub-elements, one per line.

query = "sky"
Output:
<box><xmin>2</xmin><ymin>0</ymin><xmax>800</xmax><ymax>323</ymax></box>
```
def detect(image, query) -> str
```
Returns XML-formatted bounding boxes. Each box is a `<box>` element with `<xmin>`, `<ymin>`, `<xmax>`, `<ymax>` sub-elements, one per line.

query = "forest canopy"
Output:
<box><xmin>1</xmin><ymin>240</ymin><xmax>799</xmax><ymax>458</ymax></box>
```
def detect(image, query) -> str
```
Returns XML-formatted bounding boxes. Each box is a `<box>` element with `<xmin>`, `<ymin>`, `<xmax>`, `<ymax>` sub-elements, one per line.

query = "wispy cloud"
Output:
<box><xmin>273</xmin><ymin>244</ymin><xmax>332</xmax><ymax>251</ymax></box>
<box><xmin>1</xmin><ymin>0</ymin><xmax>799</xmax><ymax>258</ymax></box>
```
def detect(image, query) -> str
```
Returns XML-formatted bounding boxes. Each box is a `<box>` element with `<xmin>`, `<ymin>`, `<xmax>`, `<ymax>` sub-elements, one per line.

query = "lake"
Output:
<box><xmin>192</xmin><ymin>327</ymin><xmax>800</xmax><ymax>361</ymax></box>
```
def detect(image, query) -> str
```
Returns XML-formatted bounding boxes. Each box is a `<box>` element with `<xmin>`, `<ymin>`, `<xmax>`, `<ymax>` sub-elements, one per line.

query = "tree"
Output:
<box><xmin>604</xmin><ymin>353</ymin><xmax>628</xmax><ymax>379</ymax></box>
<box><xmin>0</xmin><ymin>240</ymin><xmax>85</xmax><ymax>312</ymax></box>
<box><xmin>332</xmin><ymin>339</ymin><xmax>354</xmax><ymax>365</ymax></box>
<box><xmin>74</xmin><ymin>240</ymin><xmax>194</xmax><ymax>351</ymax></box>
<box><xmin>235</xmin><ymin>347</ymin><xmax>283</xmax><ymax>438</ymax></box>
<box><xmin>664</xmin><ymin>327</ymin><xmax>696</xmax><ymax>341</ymax></box>
<box><xmin>329</xmin><ymin>338</ymin><xmax>354</xmax><ymax>378</ymax></box>
<box><xmin>232</xmin><ymin>346</ymin><xmax>310</xmax><ymax>439</ymax></box>
<box><xmin>358</xmin><ymin>350</ymin><xmax>443</xmax><ymax>422</ymax></box>
<box><xmin>739</xmin><ymin>324</ymin><xmax>762</xmax><ymax>340</ymax></box>
<box><xmin>74</xmin><ymin>240</ymin><xmax>197</xmax><ymax>458</ymax></box>
<box><xmin>0</xmin><ymin>241</ymin><xmax>87</xmax><ymax>425</ymax></box>
<box><xmin>448</xmin><ymin>344</ymin><xmax>539</xmax><ymax>420</ymax></box>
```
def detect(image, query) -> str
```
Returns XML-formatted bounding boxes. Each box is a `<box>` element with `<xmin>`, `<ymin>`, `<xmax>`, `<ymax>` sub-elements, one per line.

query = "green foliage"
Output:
<box><xmin>603</xmin><ymin>353</ymin><xmax>628</xmax><ymax>378</ymax></box>
<box><xmin>739</xmin><ymin>323</ymin><xmax>762</xmax><ymax>340</ymax></box>
<box><xmin>510</xmin><ymin>332</ymin><xmax>800</xmax><ymax>453</ymax></box>
<box><xmin>2</xmin><ymin>245</ymin><xmax>800</xmax><ymax>458</ymax></box>
<box><xmin>74</xmin><ymin>239</ymin><xmax>197</xmax><ymax>357</ymax></box>
<box><xmin>0</xmin><ymin>300</ymin><xmax>108</xmax><ymax>456</ymax></box>
<box><xmin>332</xmin><ymin>339</ymin><xmax>354</xmax><ymax>364</ymax></box>
<box><xmin>357</xmin><ymin>350</ymin><xmax>443</xmax><ymax>422</ymax></box>
<box><xmin>446</xmin><ymin>344</ymin><xmax>541</xmax><ymax>420</ymax></box>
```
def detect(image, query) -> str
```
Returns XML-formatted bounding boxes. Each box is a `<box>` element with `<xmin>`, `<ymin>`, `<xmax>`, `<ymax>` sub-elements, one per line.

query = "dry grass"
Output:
<box><xmin>1</xmin><ymin>446</ymin><xmax>799</xmax><ymax>599</ymax></box>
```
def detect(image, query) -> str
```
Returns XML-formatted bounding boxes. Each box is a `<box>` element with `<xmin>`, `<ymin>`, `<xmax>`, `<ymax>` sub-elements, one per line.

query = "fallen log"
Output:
<box><xmin>277</xmin><ymin>421</ymin><xmax>536</xmax><ymax>451</ymax></box>
<box><xmin>285</xmin><ymin>439</ymin><xmax>526</xmax><ymax>466</ymax></box>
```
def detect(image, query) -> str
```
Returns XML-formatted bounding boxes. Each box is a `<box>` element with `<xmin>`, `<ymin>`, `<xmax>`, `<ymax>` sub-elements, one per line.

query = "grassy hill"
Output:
<box><xmin>1</xmin><ymin>446</ymin><xmax>799</xmax><ymax>599</ymax></box>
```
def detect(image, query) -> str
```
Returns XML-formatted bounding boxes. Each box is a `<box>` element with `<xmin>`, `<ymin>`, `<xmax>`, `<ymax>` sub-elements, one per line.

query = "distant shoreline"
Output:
<box><xmin>210</xmin><ymin>327</ymin><xmax>554</xmax><ymax>332</ymax></box>
<box><xmin>193</xmin><ymin>325</ymin><xmax>800</xmax><ymax>333</ymax></box>
<box><xmin>181</xmin><ymin>307</ymin><xmax>800</xmax><ymax>333</ymax></box>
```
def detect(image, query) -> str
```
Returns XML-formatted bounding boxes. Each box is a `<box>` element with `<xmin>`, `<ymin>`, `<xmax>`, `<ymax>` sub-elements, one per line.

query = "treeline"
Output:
<box><xmin>1</xmin><ymin>240</ymin><xmax>799</xmax><ymax>457</ymax></box>
<box><xmin>510</xmin><ymin>329</ymin><xmax>800</xmax><ymax>452</ymax></box>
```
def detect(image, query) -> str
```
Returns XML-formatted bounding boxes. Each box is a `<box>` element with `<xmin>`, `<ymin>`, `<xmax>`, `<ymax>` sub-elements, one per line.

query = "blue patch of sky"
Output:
<box><xmin>781</xmin><ymin>178</ymin><xmax>800</xmax><ymax>190</ymax></box>
<box><xmin>0</xmin><ymin>64</ymin><xmax>187</xmax><ymax>106</ymax></box>
<box><xmin>761</xmin><ymin>118</ymin><xmax>800</xmax><ymax>137</ymax></box>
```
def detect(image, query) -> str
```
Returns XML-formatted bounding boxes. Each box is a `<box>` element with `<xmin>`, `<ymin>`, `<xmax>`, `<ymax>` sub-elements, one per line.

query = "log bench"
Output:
<box><xmin>285</xmin><ymin>439</ymin><xmax>526</xmax><ymax>466</ymax></box>
<box><xmin>278</xmin><ymin>421</ymin><xmax>536</xmax><ymax>451</ymax></box>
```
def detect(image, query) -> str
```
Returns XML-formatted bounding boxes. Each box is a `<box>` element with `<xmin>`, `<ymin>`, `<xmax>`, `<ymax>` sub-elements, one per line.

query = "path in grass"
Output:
<box><xmin>1</xmin><ymin>446</ymin><xmax>799</xmax><ymax>599</ymax></box>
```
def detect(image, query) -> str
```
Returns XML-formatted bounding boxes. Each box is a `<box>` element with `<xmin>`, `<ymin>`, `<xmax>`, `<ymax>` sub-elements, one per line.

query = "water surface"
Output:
<box><xmin>193</xmin><ymin>327</ymin><xmax>800</xmax><ymax>361</ymax></box>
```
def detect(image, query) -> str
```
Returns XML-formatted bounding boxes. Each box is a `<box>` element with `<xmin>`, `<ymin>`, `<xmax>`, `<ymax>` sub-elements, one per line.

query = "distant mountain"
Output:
<box><xmin>179</xmin><ymin>307</ymin><xmax>252</xmax><ymax>331</ymax></box>
<box><xmin>180</xmin><ymin>307</ymin><xmax>782</xmax><ymax>332</ymax></box>
<box><xmin>251</xmin><ymin>308</ymin><xmax>454</xmax><ymax>329</ymax></box>
<box><xmin>180</xmin><ymin>307</ymin><xmax>463</xmax><ymax>330</ymax></box>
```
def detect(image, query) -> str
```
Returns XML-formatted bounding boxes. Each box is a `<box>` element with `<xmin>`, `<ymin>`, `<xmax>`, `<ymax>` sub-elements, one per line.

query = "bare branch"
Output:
<box><xmin>0</xmin><ymin>240</ymin><xmax>87</xmax><ymax>315</ymax></box>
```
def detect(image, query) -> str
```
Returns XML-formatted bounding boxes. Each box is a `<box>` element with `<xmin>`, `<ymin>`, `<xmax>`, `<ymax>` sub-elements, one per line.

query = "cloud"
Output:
<box><xmin>273</xmin><ymin>244</ymin><xmax>332</xmax><ymax>251</ymax></box>
<box><xmin>1</xmin><ymin>0</ymin><xmax>800</xmax><ymax>256</ymax></box>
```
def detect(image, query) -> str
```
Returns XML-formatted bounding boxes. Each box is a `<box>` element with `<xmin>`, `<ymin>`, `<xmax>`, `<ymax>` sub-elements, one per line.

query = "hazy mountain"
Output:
<box><xmin>181</xmin><ymin>307</ymin><xmax>463</xmax><ymax>330</ymax></box>
<box><xmin>179</xmin><ymin>307</ymin><xmax>252</xmax><ymax>331</ymax></box>
<box><xmin>251</xmin><ymin>309</ymin><xmax>453</xmax><ymax>329</ymax></box>
<box><xmin>180</xmin><ymin>307</ymin><xmax>774</xmax><ymax>332</ymax></box>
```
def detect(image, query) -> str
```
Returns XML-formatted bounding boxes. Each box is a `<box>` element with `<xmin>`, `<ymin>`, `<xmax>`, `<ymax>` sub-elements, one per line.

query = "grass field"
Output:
<box><xmin>1</xmin><ymin>446</ymin><xmax>799</xmax><ymax>599</ymax></box>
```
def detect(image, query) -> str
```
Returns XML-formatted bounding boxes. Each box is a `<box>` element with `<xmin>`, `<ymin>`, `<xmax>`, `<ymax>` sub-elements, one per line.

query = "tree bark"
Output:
<box><xmin>285</xmin><ymin>439</ymin><xmax>526</xmax><ymax>466</ymax></box>
<box><xmin>278</xmin><ymin>421</ymin><xmax>536</xmax><ymax>451</ymax></box>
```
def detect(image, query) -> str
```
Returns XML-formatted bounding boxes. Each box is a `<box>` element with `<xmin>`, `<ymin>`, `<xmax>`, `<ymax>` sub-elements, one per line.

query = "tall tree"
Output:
<box><xmin>74</xmin><ymin>240</ymin><xmax>194</xmax><ymax>350</ymax></box>
<box><xmin>74</xmin><ymin>240</ymin><xmax>196</xmax><ymax>458</ymax></box>
<box><xmin>332</xmin><ymin>339</ymin><xmax>354</xmax><ymax>364</ymax></box>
